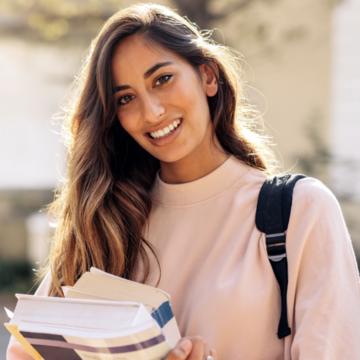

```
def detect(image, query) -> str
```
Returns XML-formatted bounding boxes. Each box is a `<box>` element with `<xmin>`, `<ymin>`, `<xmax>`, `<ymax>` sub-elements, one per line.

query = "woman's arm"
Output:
<box><xmin>287</xmin><ymin>178</ymin><xmax>360</xmax><ymax>359</ymax></box>
<box><xmin>6</xmin><ymin>271</ymin><xmax>52</xmax><ymax>360</ymax></box>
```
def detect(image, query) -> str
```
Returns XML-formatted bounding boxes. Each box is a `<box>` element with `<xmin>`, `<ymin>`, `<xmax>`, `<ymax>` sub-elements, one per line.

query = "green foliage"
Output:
<box><xmin>0</xmin><ymin>259</ymin><xmax>35</xmax><ymax>294</ymax></box>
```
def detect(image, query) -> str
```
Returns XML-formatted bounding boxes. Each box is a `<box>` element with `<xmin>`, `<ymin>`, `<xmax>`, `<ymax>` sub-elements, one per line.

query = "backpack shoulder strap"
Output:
<box><xmin>255</xmin><ymin>173</ymin><xmax>306</xmax><ymax>339</ymax></box>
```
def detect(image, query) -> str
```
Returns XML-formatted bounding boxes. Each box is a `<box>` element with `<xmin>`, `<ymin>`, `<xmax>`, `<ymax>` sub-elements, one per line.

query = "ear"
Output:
<box><xmin>199</xmin><ymin>63</ymin><xmax>219</xmax><ymax>97</ymax></box>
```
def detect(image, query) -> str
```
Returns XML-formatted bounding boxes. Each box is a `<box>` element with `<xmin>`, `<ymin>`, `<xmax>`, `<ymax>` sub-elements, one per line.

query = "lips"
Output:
<box><xmin>145</xmin><ymin>118</ymin><xmax>182</xmax><ymax>138</ymax></box>
<box><xmin>146</xmin><ymin>117</ymin><xmax>183</xmax><ymax>146</ymax></box>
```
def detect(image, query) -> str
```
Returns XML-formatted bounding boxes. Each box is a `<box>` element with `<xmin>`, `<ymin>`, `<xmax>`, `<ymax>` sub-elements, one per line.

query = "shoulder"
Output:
<box><xmin>291</xmin><ymin>176</ymin><xmax>342</xmax><ymax>216</ymax></box>
<box><xmin>254</xmin><ymin>173</ymin><xmax>346</xmax><ymax>238</ymax></box>
<box><xmin>239</xmin><ymin>170</ymin><xmax>340</xmax><ymax>213</ymax></box>
<box><xmin>284</xmin><ymin>176</ymin><xmax>354</xmax><ymax>277</ymax></box>
<box><xmin>287</xmin><ymin>175</ymin><xmax>351</xmax><ymax>249</ymax></box>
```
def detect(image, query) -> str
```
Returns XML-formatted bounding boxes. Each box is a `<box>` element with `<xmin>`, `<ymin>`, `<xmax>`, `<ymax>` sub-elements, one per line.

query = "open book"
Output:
<box><xmin>4</xmin><ymin>267</ymin><xmax>181</xmax><ymax>359</ymax></box>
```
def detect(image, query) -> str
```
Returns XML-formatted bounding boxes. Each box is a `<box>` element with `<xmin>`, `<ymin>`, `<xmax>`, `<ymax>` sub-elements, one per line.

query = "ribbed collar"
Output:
<box><xmin>151</xmin><ymin>155</ymin><xmax>250</xmax><ymax>206</ymax></box>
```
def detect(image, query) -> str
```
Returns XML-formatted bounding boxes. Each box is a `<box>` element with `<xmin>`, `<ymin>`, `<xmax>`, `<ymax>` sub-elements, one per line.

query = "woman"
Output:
<box><xmin>7</xmin><ymin>3</ymin><xmax>360</xmax><ymax>359</ymax></box>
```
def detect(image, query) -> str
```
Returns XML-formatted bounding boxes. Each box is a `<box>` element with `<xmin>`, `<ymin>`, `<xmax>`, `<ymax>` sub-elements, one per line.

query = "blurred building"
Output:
<box><xmin>0</xmin><ymin>39</ymin><xmax>81</xmax><ymax>262</ymax></box>
<box><xmin>331</xmin><ymin>0</ymin><xmax>360</xmax><ymax>200</ymax></box>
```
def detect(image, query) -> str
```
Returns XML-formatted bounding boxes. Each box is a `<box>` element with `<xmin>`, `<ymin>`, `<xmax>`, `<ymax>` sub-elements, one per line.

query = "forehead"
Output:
<box><xmin>111</xmin><ymin>34</ymin><xmax>184</xmax><ymax>82</ymax></box>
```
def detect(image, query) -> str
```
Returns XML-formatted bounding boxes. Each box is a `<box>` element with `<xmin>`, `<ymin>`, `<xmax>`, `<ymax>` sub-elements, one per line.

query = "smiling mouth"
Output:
<box><xmin>145</xmin><ymin>118</ymin><xmax>183</xmax><ymax>139</ymax></box>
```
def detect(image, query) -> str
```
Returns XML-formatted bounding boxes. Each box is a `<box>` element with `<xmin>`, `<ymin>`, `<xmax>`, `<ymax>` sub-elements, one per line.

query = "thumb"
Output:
<box><xmin>173</xmin><ymin>338</ymin><xmax>192</xmax><ymax>358</ymax></box>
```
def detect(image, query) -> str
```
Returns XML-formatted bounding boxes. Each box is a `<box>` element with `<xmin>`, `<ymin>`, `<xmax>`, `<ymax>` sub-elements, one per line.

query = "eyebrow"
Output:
<box><xmin>112</xmin><ymin>61</ymin><xmax>174</xmax><ymax>94</ymax></box>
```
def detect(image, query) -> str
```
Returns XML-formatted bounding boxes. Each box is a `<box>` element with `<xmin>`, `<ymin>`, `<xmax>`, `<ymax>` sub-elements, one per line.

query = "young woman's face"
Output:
<box><xmin>111</xmin><ymin>34</ymin><xmax>218</xmax><ymax>164</ymax></box>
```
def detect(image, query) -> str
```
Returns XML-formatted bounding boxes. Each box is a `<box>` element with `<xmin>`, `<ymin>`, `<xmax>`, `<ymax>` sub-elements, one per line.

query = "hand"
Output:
<box><xmin>165</xmin><ymin>336</ymin><xmax>217</xmax><ymax>360</ymax></box>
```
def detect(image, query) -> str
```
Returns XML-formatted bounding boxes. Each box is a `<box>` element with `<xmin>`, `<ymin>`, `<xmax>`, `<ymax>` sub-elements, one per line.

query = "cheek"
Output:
<box><xmin>187</xmin><ymin>92</ymin><xmax>211</xmax><ymax>130</ymax></box>
<box><xmin>179</xmin><ymin>80</ymin><xmax>209</xmax><ymax>119</ymax></box>
<box><xmin>118</xmin><ymin>113</ymin><xmax>139</xmax><ymax>136</ymax></box>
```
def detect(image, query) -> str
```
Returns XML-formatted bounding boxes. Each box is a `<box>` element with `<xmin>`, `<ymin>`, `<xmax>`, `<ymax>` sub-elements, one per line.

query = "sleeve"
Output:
<box><xmin>6</xmin><ymin>271</ymin><xmax>52</xmax><ymax>360</ymax></box>
<box><xmin>286</xmin><ymin>177</ymin><xmax>360</xmax><ymax>359</ymax></box>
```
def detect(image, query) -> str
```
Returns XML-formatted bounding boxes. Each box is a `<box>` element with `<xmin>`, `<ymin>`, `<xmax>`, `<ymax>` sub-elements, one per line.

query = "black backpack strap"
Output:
<box><xmin>255</xmin><ymin>174</ymin><xmax>306</xmax><ymax>339</ymax></box>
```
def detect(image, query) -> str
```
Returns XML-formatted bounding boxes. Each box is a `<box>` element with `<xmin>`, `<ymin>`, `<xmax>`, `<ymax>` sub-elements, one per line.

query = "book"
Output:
<box><xmin>4</xmin><ymin>268</ymin><xmax>181</xmax><ymax>359</ymax></box>
<box><xmin>64</xmin><ymin>267</ymin><xmax>180</xmax><ymax>348</ymax></box>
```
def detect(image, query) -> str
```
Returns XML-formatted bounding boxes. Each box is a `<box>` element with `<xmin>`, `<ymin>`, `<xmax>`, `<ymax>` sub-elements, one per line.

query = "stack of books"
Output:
<box><xmin>4</xmin><ymin>267</ymin><xmax>180</xmax><ymax>359</ymax></box>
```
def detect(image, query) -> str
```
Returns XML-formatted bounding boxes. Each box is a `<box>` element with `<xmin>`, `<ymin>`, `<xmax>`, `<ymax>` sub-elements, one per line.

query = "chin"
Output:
<box><xmin>151</xmin><ymin>147</ymin><xmax>192</xmax><ymax>164</ymax></box>
<box><xmin>154</xmin><ymin>153</ymin><xmax>183</xmax><ymax>164</ymax></box>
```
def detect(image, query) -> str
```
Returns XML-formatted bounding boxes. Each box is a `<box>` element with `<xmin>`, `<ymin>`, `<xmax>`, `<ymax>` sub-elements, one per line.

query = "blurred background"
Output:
<box><xmin>0</xmin><ymin>0</ymin><xmax>359</xmax><ymax>355</ymax></box>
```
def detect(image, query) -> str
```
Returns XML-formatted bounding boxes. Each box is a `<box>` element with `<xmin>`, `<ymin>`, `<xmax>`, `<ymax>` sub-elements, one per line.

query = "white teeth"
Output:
<box><xmin>150</xmin><ymin>119</ymin><xmax>181</xmax><ymax>139</ymax></box>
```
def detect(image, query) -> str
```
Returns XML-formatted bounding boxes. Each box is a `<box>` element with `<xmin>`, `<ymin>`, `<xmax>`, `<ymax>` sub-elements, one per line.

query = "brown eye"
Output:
<box><xmin>155</xmin><ymin>74</ymin><xmax>173</xmax><ymax>86</ymax></box>
<box><xmin>117</xmin><ymin>94</ymin><xmax>134</xmax><ymax>107</ymax></box>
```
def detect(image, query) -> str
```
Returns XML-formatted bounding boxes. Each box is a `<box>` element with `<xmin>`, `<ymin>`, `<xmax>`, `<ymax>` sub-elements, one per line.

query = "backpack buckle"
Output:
<box><xmin>266</xmin><ymin>232</ymin><xmax>286</xmax><ymax>262</ymax></box>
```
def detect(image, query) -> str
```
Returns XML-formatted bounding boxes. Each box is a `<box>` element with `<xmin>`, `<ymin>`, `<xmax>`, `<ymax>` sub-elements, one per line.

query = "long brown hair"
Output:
<box><xmin>43</xmin><ymin>3</ymin><xmax>278</xmax><ymax>296</ymax></box>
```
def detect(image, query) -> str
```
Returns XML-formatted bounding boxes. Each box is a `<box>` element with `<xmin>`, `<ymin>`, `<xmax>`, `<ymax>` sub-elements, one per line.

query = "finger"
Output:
<box><xmin>187</xmin><ymin>337</ymin><xmax>206</xmax><ymax>360</ymax></box>
<box><xmin>209</xmin><ymin>348</ymin><xmax>218</xmax><ymax>359</ymax></box>
<box><xmin>166</xmin><ymin>338</ymin><xmax>192</xmax><ymax>360</ymax></box>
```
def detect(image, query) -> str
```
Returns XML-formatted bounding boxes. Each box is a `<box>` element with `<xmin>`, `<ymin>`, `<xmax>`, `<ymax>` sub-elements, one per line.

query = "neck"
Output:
<box><xmin>159</xmin><ymin>134</ymin><xmax>229</xmax><ymax>184</ymax></box>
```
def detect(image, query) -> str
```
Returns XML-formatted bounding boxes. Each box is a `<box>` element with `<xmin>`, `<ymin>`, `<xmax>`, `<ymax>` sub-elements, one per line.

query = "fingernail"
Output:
<box><xmin>179</xmin><ymin>338</ymin><xmax>192</xmax><ymax>353</ymax></box>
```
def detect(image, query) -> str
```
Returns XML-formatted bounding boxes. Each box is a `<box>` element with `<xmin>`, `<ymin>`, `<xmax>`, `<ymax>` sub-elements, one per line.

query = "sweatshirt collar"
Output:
<box><xmin>151</xmin><ymin>155</ymin><xmax>250</xmax><ymax>206</ymax></box>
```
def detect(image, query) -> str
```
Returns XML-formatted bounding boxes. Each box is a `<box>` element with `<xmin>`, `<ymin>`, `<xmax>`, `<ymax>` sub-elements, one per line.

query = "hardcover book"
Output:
<box><xmin>4</xmin><ymin>268</ymin><xmax>180</xmax><ymax>359</ymax></box>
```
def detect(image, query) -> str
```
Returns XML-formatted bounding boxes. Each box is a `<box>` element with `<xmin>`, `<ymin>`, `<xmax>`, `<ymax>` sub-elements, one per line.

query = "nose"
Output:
<box><xmin>141</xmin><ymin>93</ymin><xmax>165</xmax><ymax>123</ymax></box>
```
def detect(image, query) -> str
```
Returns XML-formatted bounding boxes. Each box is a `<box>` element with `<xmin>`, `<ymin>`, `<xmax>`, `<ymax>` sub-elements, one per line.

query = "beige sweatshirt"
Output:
<box><xmin>7</xmin><ymin>155</ymin><xmax>360</xmax><ymax>359</ymax></box>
